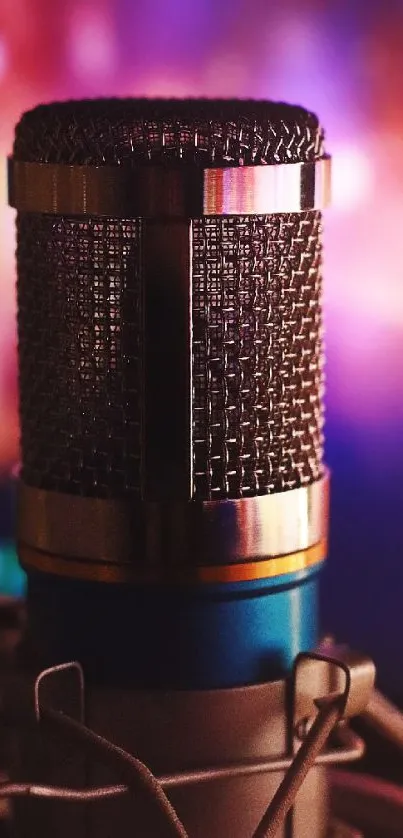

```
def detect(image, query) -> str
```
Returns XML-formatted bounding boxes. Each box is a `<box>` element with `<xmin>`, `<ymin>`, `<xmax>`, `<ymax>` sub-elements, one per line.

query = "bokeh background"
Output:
<box><xmin>1</xmin><ymin>0</ymin><xmax>403</xmax><ymax>695</ymax></box>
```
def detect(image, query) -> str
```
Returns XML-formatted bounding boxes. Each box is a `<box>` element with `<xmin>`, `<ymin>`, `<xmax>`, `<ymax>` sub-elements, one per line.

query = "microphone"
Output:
<box><xmin>8</xmin><ymin>99</ymin><xmax>331</xmax><ymax>690</ymax></box>
<box><xmin>10</xmin><ymin>98</ymin><xmax>384</xmax><ymax>838</ymax></box>
<box><xmin>6</xmin><ymin>99</ymin><xmax>403</xmax><ymax>838</ymax></box>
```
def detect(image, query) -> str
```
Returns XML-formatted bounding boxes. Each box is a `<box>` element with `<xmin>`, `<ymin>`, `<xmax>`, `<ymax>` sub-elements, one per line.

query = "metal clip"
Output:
<box><xmin>34</xmin><ymin>661</ymin><xmax>85</xmax><ymax>724</ymax></box>
<box><xmin>293</xmin><ymin>642</ymin><xmax>376</xmax><ymax>747</ymax></box>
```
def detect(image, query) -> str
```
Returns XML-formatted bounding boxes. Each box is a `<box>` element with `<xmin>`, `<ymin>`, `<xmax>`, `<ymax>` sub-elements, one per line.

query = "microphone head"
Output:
<box><xmin>14</xmin><ymin>99</ymin><xmax>325</xmax><ymax>503</ymax></box>
<box><xmin>10</xmin><ymin>99</ymin><xmax>330</xmax><ymax>687</ymax></box>
<box><xmin>14</xmin><ymin>98</ymin><xmax>323</xmax><ymax>165</ymax></box>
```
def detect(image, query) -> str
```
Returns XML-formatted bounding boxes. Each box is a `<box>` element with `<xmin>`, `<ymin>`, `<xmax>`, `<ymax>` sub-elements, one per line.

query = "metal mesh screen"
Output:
<box><xmin>14</xmin><ymin>98</ymin><xmax>325</xmax><ymax>501</ymax></box>
<box><xmin>13</xmin><ymin>98</ymin><xmax>324</xmax><ymax>167</ymax></box>
<box><xmin>17</xmin><ymin>214</ymin><xmax>142</xmax><ymax>498</ymax></box>
<box><xmin>192</xmin><ymin>212</ymin><xmax>323</xmax><ymax>499</ymax></box>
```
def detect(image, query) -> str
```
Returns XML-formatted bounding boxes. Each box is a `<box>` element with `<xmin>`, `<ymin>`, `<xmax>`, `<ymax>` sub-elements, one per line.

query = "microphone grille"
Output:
<box><xmin>14</xmin><ymin>99</ymin><xmax>325</xmax><ymax>501</ymax></box>
<box><xmin>192</xmin><ymin>212</ymin><xmax>323</xmax><ymax>499</ymax></box>
<box><xmin>13</xmin><ymin>98</ymin><xmax>324</xmax><ymax>166</ymax></box>
<box><xmin>17</xmin><ymin>213</ymin><xmax>143</xmax><ymax>498</ymax></box>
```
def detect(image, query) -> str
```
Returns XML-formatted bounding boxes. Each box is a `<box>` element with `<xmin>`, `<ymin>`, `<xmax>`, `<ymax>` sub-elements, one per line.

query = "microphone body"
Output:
<box><xmin>10</xmin><ymin>99</ymin><xmax>330</xmax><ymax>688</ymax></box>
<box><xmin>7</xmin><ymin>98</ymin><xmax>334</xmax><ymax>838</ymax></box>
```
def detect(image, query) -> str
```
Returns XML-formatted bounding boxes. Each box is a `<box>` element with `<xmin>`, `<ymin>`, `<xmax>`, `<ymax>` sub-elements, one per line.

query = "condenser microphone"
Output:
<box><xmin>8</xmin><ymin>99</ymin><xmax>331</xmax><ymax>690</ymax></box>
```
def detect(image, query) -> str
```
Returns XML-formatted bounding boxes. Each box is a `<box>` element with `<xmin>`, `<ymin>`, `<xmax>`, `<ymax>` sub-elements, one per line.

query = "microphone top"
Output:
<box><xmin>13</xmin><ymin>98</ymin><xmax>324</xmax><ymax>167</ymax></box>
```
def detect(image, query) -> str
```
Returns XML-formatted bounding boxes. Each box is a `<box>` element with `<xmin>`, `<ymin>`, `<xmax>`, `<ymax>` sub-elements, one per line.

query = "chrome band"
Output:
<box><xmin>8</xmin><ymin>156</ymin><xmax>331</xmax><ymax>218</ymax></box>
<box><xmin>18</xmin><ymin>540</ymin><xmax>326</xmax><ymax>585</ymax></box>
<box><xmin>198</xmin><ymin>472</ymin><xmax>329</xmax><ymax>562</ymax></box>
<box><xmin>18</xmin><ymin>473</ymin><xmax>329</xmax><ymax>569</ymax></box>
<box><xmin>203</xmin><ymin>156</ymin><xmax>331</xmax><ymax>215</ymax></box>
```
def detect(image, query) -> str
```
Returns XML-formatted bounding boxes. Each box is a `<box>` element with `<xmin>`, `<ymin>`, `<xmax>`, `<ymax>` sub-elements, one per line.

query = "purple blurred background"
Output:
<box><xmin>1</xmin><ymin>0</ymin><xmax>403</xmax><ymax>694</ymax></box>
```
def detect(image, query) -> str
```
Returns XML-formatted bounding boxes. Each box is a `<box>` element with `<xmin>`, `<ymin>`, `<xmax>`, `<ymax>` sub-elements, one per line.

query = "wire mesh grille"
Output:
<box><xmin>13</xmin><ymin>98</ymin><xmax>324</xmax><ymax>167</ymax></box>
<box><xmin>15</xmin><ymin>98</ymin><xmax>325</xmax><ymax>501</ymax></box>
<box><xmin>192</xmin><ymin>212</ymin><xmax>324</xmax><ymax>499</ymax></box>
<box><xmin>17</xmin><ymin>210</ymin><xmax>324</xmax><ymax>501</ymax></box>
<box><xmin>17</xmin><ymin>214</ymin><xmax>142</xmax><ymax>498</ymax></box>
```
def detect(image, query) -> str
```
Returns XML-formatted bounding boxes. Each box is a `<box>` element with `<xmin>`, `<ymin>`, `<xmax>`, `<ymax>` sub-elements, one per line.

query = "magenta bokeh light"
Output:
<box><xmin>1</xmin><ymin>0</ymin><xmax>403</xmax><ymax>473</ymax></box>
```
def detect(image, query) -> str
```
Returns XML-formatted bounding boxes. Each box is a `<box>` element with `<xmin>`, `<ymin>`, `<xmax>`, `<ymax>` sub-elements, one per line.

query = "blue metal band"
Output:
<box><xmin>116</xmin><ymin>562</ymin><xmax>324</xmax><ymax>688</ymax></box>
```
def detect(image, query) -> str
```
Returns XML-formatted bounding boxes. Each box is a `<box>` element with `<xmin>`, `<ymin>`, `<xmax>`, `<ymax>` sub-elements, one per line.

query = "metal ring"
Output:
<box><xmin>203</xmin><ymin>156</ymin><xmax>331</xmax><ymax>215</ymax></box>
<box><xmin>8</xmin><ymin>156</ymin><xmax>331</xmax><ymax>218</ymax></box>
<box><xmin>18</xmin><ymin>540</ymin><xmax>326</xmax><ymax>585</ymax></box>
<box><xmin>17</xmin><ymin>474</ymin><xmax>329</xmax><ymax>567</ymax></box>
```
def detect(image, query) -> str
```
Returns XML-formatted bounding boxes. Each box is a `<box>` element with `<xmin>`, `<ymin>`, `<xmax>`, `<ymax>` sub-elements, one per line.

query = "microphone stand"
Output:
<box><xmin>0</xmin><ymin>643</ymin><xmax>381</xmax><ymax>838</ymax></box>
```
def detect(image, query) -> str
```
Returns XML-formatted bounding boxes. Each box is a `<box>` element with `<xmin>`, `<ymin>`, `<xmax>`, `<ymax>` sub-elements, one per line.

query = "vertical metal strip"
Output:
<box><xmin>142</xmin><ymin>220</ymin><xmax>192</xmax><ymax>502</ymax></box>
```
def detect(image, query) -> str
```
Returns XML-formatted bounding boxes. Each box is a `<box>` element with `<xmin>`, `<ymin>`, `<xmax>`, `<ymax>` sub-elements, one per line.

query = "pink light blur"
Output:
<box><xmin>1</xmin><ymin>0</ymin><xmax>403</xmax><ymax>472</ymax></box>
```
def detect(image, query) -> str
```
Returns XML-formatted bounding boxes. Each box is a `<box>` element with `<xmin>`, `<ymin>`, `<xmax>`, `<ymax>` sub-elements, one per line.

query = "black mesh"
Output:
<box><xmin>17</xmin><ymin>215</ymin><xmax>142</xmax><ymax>498</ymax></box>
<box><xmin>13</xmin><ymin>98</ymin><xmax>324</xmax><ymax>167</ymax></box>
<box><xmin>15</xmin><ymin>98</ymin><xmax>325</xmax><ymax>501</ymax></box>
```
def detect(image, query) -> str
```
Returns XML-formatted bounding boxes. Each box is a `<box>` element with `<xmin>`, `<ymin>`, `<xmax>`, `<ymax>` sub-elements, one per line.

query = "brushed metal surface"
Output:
<box><xmin>8</xmin><ymin>156</ymin><xmax>331</xmax><ymax>217</ymax></box>
<box><xmin>203</xmin><ymin>156</ymin><xmax>331</xmax><ymax>215</ymax></box>
<box><xmin>18</xmin><ymin>473</ymin><xmax>328</xmax><ymax>570</ymax></box>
